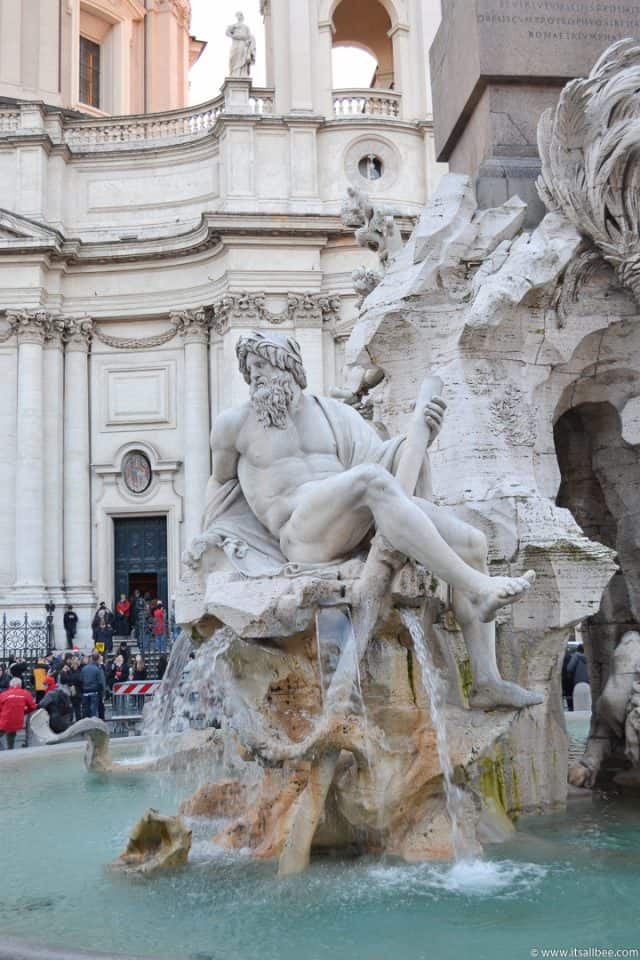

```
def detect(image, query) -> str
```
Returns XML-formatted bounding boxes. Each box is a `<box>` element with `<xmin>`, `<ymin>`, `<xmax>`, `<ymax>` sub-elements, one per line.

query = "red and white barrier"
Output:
<box><xmin>113</xmin><ymin>681</ymin><xmax>162</xmax><ymax>697</ymax></box>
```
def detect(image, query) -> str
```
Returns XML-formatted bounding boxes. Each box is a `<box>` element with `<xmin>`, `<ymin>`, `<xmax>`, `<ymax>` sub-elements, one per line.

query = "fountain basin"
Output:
<box><xmin>1</xmin><ymin>740</ymin><xmax>639</xmax><ymax>960</ymax></box>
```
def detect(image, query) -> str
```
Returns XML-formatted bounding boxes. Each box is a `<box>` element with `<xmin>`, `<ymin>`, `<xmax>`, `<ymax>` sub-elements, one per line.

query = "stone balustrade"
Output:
<box><xmin>0</xmin><ymin>110</ymin><xmax>20</xmax><ymax>133</ymax></box>
<box><xmin>0</xmin><ymin>88</ymin><xmax>276</xmax><ymax>152</ymax></box>
<box><xmin>332</xmin><ymin>89</ymin><xmax>401</xmax><ymax>119</ymax></box>
<box><xmin>0</xmin><ymin>86</ymin><xmax>406</xmax><ymax>153</ymax></box>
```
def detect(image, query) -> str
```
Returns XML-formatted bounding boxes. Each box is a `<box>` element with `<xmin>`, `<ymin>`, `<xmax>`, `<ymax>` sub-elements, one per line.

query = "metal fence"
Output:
<box><xmin>0</xmin><ymin>612</ymin><xmax>53</xmax><ymax>663</ymax></box>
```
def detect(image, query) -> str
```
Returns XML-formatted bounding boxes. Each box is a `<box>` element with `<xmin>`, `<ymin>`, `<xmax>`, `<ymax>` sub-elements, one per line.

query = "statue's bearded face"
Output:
<box><xmin>246</xmin><ymin>354</ymin><xmax>296</xmax><ymax>429</ymax></box>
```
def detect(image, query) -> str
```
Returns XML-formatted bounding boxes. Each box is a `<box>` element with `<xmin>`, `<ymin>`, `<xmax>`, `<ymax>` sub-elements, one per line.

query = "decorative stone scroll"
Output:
<box><xmin>3</xmin><ymin>295</ymin><xmax>343</xmax><ymax>352</ymax></box>
<box><xmin>537</xmin><ymin>39</ymin><xmax>640</xmax><ymax>305</ymax></box>
<box><xmin>211</xmin><ymin>293</ymin><xmax>341</xmax><ymax>336</ymax></box>
<box><xmin>91</xmin><ymin>317</ymin><xmax>183</xmax><ymax>350</ymax></box>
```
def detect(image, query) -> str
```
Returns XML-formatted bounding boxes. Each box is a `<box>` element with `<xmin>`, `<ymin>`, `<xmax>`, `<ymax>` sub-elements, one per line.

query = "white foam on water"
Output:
<box><xmin>366</xmin><ymin>858</ymin><xmax>548</xmax><ymax>899</ymax></box>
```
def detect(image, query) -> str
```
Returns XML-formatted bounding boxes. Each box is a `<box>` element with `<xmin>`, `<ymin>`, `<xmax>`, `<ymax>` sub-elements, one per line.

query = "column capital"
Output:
<box><xmin>44</xmin><ymin>316</ymin><xmax>67</xmax><ymax>348</ymax></box>
<box><xmin>172</xmin><ymin>308</ymin><xmax>210</xmax><ymax>345</ymax></box>
<box><xmin>64</xmin><ymin>316</ymin><xmax>93</xmax><ymax>352</ymax></box>
<box><xmin>7</xmin><ymin>309</ymin><xmax>53</xmax><ymax>345</ymax></box>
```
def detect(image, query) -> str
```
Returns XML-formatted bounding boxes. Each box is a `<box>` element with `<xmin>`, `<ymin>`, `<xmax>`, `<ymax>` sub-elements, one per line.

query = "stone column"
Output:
<box><xmin>176</xmin><ymin>310</ymin><xmax>211</xmax><ymax>549</ymax></box>
<box><xmin>43</xmin><ymin>317</ymin><xmax>66</xmax><ymax>596</ymax></box>
<box><xmin>11</xmin><ymin>310</ymin><xmax>47</xmax><ymax>595</ymax></box>
<box><xmin>63</xmin><ymin>318</ymin><xmax>93</xmax><ymax>601</ymax></box>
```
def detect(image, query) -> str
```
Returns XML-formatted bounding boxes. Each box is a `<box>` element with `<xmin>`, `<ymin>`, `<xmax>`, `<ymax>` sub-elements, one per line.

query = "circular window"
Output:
<box><xmin>122</xmin><ymin>451</ymin><xmax>152</xmax><ymax>494</ymax></box>
<box><xmin>358</xmin><ymin>154</ymin><xmax>383</xmax><ymax>181</ymax></box>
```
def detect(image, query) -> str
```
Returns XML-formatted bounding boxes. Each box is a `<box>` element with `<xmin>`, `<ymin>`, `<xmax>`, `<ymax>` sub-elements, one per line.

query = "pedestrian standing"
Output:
<box><xmin>80</xmin><ymin>652</ymin><xmax>105</xmax><ymax>719</ymax></box>
<box><xmin>114</xmin><ymin>594</ymin><xmax>131</xmax><ymax>638</ymax></box>
<box><xmin>63</xmin><ymin>605</ymin><xmax>79</xmax><ymax>649</ymax></box>
<box><xmin>0</xmin><ymin>678</ymin><xmax>37</xmax><ymax>749</ymax></box>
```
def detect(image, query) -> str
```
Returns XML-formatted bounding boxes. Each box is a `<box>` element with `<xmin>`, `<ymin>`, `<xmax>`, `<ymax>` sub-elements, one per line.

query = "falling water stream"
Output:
<box><xmin>142</xmin><ymin>628</ymin><xmax>232</xmax><ymax>756</ymax></box>
<box><xmin>399</xmin><ymin>607</ymin><xmax>468</xmax><ymax>860</ymax></box>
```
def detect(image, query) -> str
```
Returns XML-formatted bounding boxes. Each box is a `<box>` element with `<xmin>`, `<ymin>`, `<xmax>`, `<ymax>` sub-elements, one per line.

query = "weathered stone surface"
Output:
<box><xmin>110</xmin><ymin>810</ymin><xmax>191</xmax><ymax>875</ymax></box>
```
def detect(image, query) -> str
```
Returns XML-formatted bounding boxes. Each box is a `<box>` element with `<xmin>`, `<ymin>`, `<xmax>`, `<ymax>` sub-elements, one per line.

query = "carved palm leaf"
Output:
<box><xmin>537</xmin><ymin>39</ymin><xmax>640</xmax><ymax>301</ymax></box>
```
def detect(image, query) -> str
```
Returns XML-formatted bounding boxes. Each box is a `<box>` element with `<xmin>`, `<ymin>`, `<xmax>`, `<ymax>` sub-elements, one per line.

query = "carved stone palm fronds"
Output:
<box><xmin>537</xmin><ymin>39</ymin><xmax>640</xmax><ymax>303</ymax></box>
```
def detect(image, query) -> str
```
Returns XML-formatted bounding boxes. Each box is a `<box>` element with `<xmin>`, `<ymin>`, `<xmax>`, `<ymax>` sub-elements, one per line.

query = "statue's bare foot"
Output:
<box><xmin>568</xmin><ymin>760</ymin><xmax>595</xmax><ymax>789</ymax></box>
<box><xmin>472</xmin><ymin>571</ymin><xmax>536</xmax><ymax>623</ymax></box>
<box><xmin>469</xmin><ymin>679</ymin><xmax>543</xmax><ymax>710</ymax></box>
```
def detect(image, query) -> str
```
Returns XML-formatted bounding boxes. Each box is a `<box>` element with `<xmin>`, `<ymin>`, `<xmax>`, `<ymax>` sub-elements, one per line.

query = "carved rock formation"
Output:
<box><xmin>110</xmin><ymin>809</ymin><xmax>192</xmax><ymax>875</ymax></box>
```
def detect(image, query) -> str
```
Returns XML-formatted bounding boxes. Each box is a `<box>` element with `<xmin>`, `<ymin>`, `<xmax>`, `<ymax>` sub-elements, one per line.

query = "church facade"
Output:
<box><xmin>0</xmin><ymin>0</ymin><xmax>443</xmax><ymax>642</ymax></box>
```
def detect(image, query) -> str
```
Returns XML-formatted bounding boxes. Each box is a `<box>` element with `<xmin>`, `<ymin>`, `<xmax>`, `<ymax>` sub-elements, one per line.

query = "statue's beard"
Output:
<box><xmin>250</xmin><ymin>374</ymin><xmax>295</xmax><ymax>429</ymax></box>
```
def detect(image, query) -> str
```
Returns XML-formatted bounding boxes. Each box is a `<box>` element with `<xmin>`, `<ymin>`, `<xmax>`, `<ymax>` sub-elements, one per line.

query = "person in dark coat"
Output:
<box><xmin>562</xmin><ymin>647</ymin><xmax>574</xmax><ymax>711</ymax></box>
<box><xmin>0</xmin><ymin>664</ymin><xmax>10</xmax><ymax>692</ymax></box>
<box><xmin>63</xmin><ymin>657</ymin><xmax>84</xmax><ymax>723</ymax></box>
<box><xmin>80</xmin><ymin>652</ymin><xmax>106</xmax><ymax>719</ymax></box>
<box><xmin>92</xmin><ymin>603</ymin><xmax>115</xmax><ymax>655</ymax></box>
<box><xmin>567</xmin><ymin>644</ymin><xmax>590</xmax><ymax>698</ymax></box>
<box><xmin>63</xmin><ymin>605</ymin><xmax>79</xmax><ymax>649</ymax></box>
<box><xmin>37</xmin><ymin>684</ymin><xmax>73</xmax><ymax>734</ymax></box>
<box><xmin>9</xmin><ymin>657</ymin><xmax>28</xmax><ymax>682</ymax></box>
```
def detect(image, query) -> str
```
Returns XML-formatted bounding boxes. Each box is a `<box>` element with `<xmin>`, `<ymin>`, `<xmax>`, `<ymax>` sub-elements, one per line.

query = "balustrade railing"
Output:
<box><xmin>333</xmin><ymin>88</ymin><xmax>401</xmax><ymax>118</ymax></box>
<box><xmin>0</xmin><ymin>88</ymin><xmax>277</xmax><ymax>152</ymax></box>
<box><xmin>0</xmin><ymin>111</ymin><xmax>20</xmax><ymax>133</ymax></box>
<box><xmin>0</xmin><ymin>87</ymin><xmax>405</xmax><ymax>152</ymax></box>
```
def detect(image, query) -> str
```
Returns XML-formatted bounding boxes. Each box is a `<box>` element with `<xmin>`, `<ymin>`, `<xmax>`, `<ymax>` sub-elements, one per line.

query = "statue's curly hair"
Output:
<box><xmin>236</xmin><ymin>331</ymin><xmax>307</xmax><ymax>389</ymax></box>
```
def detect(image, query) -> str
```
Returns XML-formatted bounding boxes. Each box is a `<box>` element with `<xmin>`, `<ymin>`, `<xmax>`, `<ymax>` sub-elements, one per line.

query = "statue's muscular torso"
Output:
<box><xmin>212</xmin><ymin>395</ymin><xmax>347</xmax><ymax>538</ymax></box>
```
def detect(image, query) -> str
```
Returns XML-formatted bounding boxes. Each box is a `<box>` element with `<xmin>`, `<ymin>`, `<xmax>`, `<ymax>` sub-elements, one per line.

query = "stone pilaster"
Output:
<box><xmin>9</xmin><ymin>311</ymin><xmax>48</xmax><ymax>595</ymax></box>
<box><xmin>43</xmin><ymin>317</ymin><xmax>66</xmax><ymax>597</ymax></box>
<box><xmin>63</xmin><ymin>318</ymin><xmax>93</xmax><ymax>612</ymax></box>
<box><xmin>173</xmin><ymin>309</ymin><xmax>211</xmax><ymax>548</ymax></box>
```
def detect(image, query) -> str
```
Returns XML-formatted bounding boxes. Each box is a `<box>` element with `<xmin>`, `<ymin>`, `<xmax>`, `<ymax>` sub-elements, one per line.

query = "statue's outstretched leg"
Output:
<box><xmin>414</xmin><ymin>500</ymin><xmax>543</xmax><ymax>709</ymax></box>
<box><xmin>281</xmin><ymin>464</ymin><xmax>534</xmax><ymax>621</ymax></box>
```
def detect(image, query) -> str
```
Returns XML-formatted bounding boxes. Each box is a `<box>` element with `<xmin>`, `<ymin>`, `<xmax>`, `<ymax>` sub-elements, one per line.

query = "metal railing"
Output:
<box><xmin>0</xmin><ymin>612</ymin><xmax>52</xmax><ymax>662</ymax></box>
<box><xmin>332</xmin><ymin>88</ymin><xmax>401</xmax><ymax>118</ymax></box>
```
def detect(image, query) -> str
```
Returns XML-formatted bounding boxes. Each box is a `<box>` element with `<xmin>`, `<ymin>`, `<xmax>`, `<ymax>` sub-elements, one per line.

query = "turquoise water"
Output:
<box><xmin>1</xmin><ymin>748</ymin><xmax>639</xmax><ymax>960</ymax></box>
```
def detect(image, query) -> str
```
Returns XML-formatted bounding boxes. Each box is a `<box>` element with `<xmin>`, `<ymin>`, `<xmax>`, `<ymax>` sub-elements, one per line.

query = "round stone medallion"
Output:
<box><xmin>122</xmin><ymin>451</ymin><xmax>152</xmax><ymax>494</ymax></box>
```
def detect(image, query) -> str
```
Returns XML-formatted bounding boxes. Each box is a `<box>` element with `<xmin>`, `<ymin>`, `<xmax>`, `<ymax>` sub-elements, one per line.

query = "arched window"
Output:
<box><xmin>331</xmin><ymin>0</ymin><xmax>394</xmax><ymax>90</ymax></box>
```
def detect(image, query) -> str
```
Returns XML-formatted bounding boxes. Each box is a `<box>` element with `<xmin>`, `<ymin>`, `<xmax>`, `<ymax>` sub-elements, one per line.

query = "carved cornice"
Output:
<box><xmin>211</xmin><ymin>293</ymin><xmax>341</xmax><ymax>335</ymax></box>
<box><xmin>151</xmin><ymin>0</ymin><xmax>190</xmax><ymax>29</ymax></box>
<box><xmin>33</xmin><ymin>294</ymin><xmax>343</xmax><ymax>352</ymax></box>
<box><xmin>172</xmin><ymin>308</ymin><xmax>210</xmax><ymax>344</ymax></box>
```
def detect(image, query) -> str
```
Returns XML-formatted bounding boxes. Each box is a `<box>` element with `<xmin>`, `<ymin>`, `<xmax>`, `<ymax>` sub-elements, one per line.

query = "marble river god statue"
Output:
<box><xmin>185</xmin><ymin>330</ymin><xmax>540</xmax><ymax>710</ymax></box>
<box><xmin>166</xmin><ymin>330</ymin><xmax>553</xmax><ymax>875</ymax></box>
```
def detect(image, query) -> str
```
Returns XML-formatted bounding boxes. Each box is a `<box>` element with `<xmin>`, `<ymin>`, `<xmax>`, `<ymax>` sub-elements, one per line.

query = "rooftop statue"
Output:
<box><xmin>226</xmin><ymin>11</ymin><xmax>256</xmax><ymax>79</ymax></box>
<box><xmin>185</xmin><ymin>330</ymin><xmax>541</xmax><ymax>711</ymax></box>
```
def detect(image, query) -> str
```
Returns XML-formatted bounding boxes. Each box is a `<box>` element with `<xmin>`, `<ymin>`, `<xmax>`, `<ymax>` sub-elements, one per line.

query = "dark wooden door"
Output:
<box><xmin>113</xmin><ymin>516</ymin><xmax>168</xmax><ymax>609</ymax></box>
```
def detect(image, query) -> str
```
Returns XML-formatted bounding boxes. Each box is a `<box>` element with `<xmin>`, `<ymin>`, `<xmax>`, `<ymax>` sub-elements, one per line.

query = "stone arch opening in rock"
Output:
<box><xmin>554</xmin><ymin>402</ymin><xmax>640</xmax><ymax>701</ymax></box>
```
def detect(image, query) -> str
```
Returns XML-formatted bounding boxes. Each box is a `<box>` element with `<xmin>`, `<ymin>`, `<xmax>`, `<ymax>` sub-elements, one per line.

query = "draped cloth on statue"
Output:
<box><xmin>200</xmin><ymin>396</ymin><xmax>431</xmax><ymax>578</ymax></box>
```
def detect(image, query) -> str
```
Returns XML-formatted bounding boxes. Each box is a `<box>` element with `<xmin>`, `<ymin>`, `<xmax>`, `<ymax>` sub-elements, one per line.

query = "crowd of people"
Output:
<box><xmin>64</xmin><ymin>591</ymin><xmax>169</xmax><ymax>652</ymax></box>
<box><xmin>0</xmin><ymin>647</ymin><xmax>167</xmax><ymax>750</ymax></box>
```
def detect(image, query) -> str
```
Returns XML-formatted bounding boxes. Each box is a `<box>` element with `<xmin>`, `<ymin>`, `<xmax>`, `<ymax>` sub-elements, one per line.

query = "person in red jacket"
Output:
<box><xmin>0</xmin><ymin>678</ymin><xmax>37</xmax><ymax>749</ymax></box>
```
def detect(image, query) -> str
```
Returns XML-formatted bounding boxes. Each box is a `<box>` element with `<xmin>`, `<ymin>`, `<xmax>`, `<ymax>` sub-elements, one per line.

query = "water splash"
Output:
<box><xmin>365</xmin><ymin>858</ymin><xmax>548</xmax><ymax>899</ymax></box>
<box><xmin>399</xmin><ymin>607</ymin><xmax>468</xmax><ymax>860</ymax></box>
<box><xmin>143</xmin><ymin>628</ymin><xmax>232</xmax><ymax>756</ymax></box>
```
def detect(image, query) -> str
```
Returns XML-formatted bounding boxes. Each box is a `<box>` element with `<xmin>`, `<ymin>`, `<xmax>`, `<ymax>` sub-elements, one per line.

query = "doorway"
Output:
<box><xmin>113</xmin><ymin>516</ymin><xmax>168</xmax><ymax>609</ymax></box>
